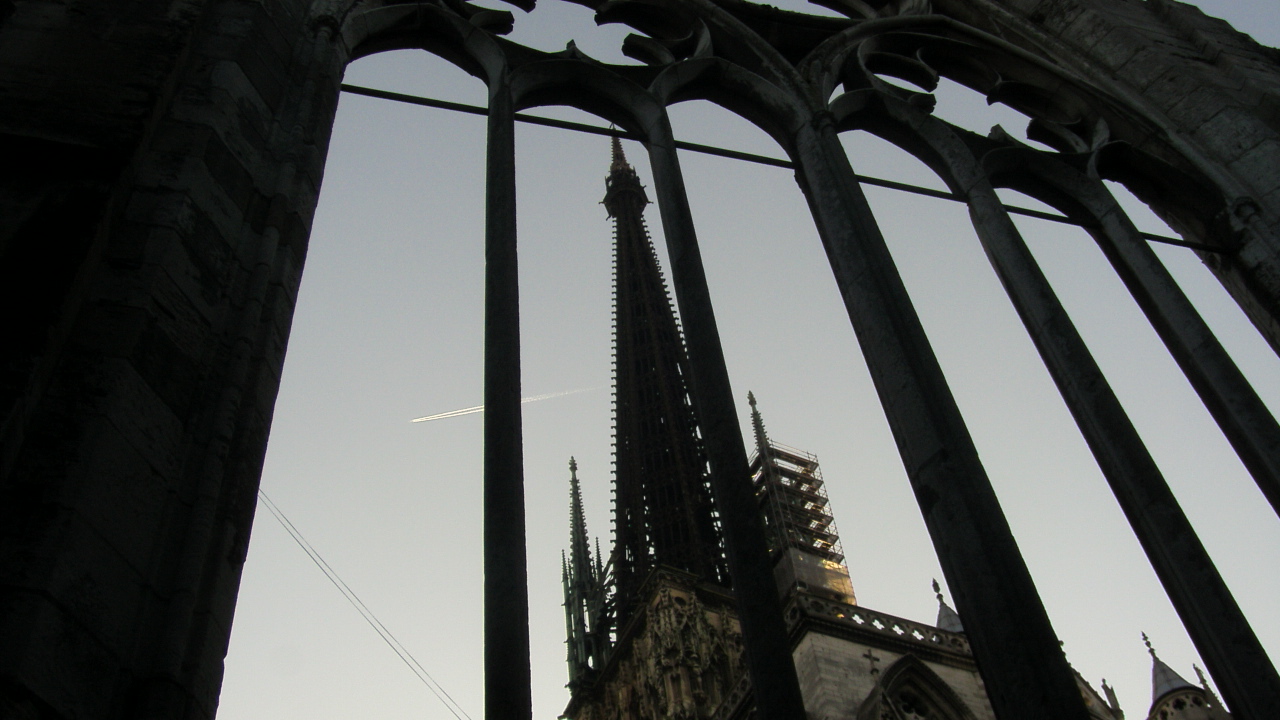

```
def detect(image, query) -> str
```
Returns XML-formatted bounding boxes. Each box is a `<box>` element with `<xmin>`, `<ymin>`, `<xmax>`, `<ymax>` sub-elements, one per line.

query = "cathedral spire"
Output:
<box><xmin>606</xmin><ymin>141</ymin><xmax>728</xmax><ymax>628</ymax></box>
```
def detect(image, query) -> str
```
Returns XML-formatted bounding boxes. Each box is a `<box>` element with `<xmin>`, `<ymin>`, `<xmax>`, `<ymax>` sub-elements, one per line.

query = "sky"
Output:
<box><xmin>216</xmin><ymin>2</ymin><xmax>1280</xmax><ymax>719</ymax></box>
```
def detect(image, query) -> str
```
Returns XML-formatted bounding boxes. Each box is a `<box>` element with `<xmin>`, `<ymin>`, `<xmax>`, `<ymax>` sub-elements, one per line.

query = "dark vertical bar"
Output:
<box><xmin>792</xmin><ymin>120</ymin><xmax>1090</xmax><ymax>720</ymax></box>
<box><xmin>963</xmin><ymin>182</ymin><xmax>1280</xmax><ymax>720</ymax></box>
<box><xmin>1085</xmin><ymin>180</ymin><xmax>1280</xmax><ymax>519</ymax></box>
<box><xmin>483</xmin><ymin>79</ymin><xmax>531</xmax><ymax>720</ymax></box>
<box><xmin>645</xmin><ymin>121</ymin><xmax>809</xmax><ymax>719</ymax></box>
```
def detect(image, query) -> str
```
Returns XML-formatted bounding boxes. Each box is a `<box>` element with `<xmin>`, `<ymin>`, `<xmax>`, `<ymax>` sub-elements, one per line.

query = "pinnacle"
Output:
<box><xmin>748</xmin><ymin>391</ymin><xmax>770</xmax><ymax>457</ymax></box>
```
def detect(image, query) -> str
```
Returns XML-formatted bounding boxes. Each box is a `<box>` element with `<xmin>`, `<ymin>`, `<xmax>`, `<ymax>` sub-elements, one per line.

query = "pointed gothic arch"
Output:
<box><xmin>856</xmin><ymin>654</ymin><xmax>982</xmax><ymax>720</ymax></box>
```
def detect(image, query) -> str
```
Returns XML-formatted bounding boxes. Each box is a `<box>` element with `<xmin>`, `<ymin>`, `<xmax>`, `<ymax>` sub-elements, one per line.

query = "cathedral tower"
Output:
<box><xmin>561</xmin><ymin>143</ymin><xmax>744</xmax><ymax>720</ymax></box>
<box><xmin>562</xmin><ymin>145</ymin><xmax>1137</xmax><ymax>720</ymax></box>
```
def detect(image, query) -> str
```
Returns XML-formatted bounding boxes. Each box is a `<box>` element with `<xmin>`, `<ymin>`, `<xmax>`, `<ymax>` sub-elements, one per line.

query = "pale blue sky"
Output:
<box><xmin>218</xmin><ymin>3</ymin><xmax>1280</xmax><ymax>719</ymax></box>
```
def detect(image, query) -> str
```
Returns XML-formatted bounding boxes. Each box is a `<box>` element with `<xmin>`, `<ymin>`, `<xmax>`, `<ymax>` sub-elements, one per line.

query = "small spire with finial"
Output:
<box><xmin>1194</xmin><ymin>664</ymin><xmax>1223</xmax><ymax>708</ymax></box>
<box><xmin>1101</xmin><ymin>678</ymin><xmax>1123</xmax><ymax>715</ymax></box>
<box><xmin>1144</xmin><ymin>632</ymin><xmax>1198</xmax><ymax>704</ymax></box>
<box><xmin>932</xmin><ymin>578</ymin><xmax>964</xmax><ymax>633</ymax></box>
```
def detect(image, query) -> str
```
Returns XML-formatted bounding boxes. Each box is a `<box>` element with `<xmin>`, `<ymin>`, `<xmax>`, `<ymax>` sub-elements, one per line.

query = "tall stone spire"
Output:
<box><xmin>606</xmin><ymin>138</ymin><xmax>728</xmax><ymax>628</ymax></box>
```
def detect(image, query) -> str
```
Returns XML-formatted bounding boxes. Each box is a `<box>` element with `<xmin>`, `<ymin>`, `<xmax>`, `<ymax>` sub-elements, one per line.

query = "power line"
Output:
<box><xmin>256</xmin><ymin>490</ymin><xmax>474</xmax><ymax>720</ymax></box>
<box><xmin>339</xmin><ymin>83</ymin><xmax>1214</xmax><ymax>253</ymax></box>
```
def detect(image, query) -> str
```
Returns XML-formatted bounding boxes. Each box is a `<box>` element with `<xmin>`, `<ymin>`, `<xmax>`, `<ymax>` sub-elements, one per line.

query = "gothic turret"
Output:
<box><xmin>1143</xmin><ymin>634</ymin><xmax>1231</xmax><ymax>720</ymax></box>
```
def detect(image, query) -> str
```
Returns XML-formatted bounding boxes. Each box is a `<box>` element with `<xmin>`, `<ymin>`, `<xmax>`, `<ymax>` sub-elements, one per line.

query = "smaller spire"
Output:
<box><xmin>932</xmin><ymin>579</ymin><xmax>964</xmax><ymax>633</ymax></box>
<box><xmin>1143</xmin><ymin>633</ymin><xmax>1197</xmax><ymax>704</ymax></box>
<box><xmin>1101</xmin><ymin>678</ymin><xmax>1124</xmax><ymax>717</ymax></box>
<box><xmin>567</xmin><ymin>457</ymin><xmax>594</xmax><ymax>585</ymax></box>
<box><xmin>1194</xmin><ymin>664</ymin><xmax>1223</xmax><ymax>708</ymax></box>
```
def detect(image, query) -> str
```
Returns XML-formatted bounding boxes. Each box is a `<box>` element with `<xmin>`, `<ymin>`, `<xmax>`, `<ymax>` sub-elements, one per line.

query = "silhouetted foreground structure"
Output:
<box><xmin>1</xmin><ymin>1</ymin><xmax>1279</xmax><ymax>719</ymax></box>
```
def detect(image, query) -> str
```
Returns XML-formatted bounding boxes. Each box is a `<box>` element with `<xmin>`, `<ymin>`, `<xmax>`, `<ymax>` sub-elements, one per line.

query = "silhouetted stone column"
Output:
<box><xmin>483</xmin><ymin>77</ymin><xmax>532</xmax><ymax>720</ymax></box>
<box><xmin>962</xmin><ymin>177</ymin><xmax>1280</xmax><ymax>720</ymax></box>
<box><xmin>792</xmin><ymin>119</ymin><xmax>1090</xmax><ymax>720</ymax></box>
<box><xmin>645</xmin><ymin>120</ymin><xmax>809</xmax><ymax>720</ymax></box>
<box><xmin>1085</xmin><ymin>177</ymin><xmax>1280</xmax><ymax>520</ymax></box>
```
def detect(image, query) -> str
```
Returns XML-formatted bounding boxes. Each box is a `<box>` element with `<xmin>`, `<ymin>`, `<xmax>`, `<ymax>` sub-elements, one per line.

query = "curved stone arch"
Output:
<box><xmin>807</xmin><ymin>13</ymin><xmax>1253</xmax><ymax>251</ymax></box>
<box><xmin>856</xmin><ymin>654</ymin><xmax>981</xmax><ymax>720</ymax></box>
<box><xmin>648</xmin><ymin>56</ymin><xmax>810</xmax><ymax>156</ymax></box>
<box><xmin>335</xmin><ymin>0</ymin><xmax>512</xmax><ymax>85</ymax></box>
<box><xmin>597</xmin><ymin>0</ymin><xmax>814</xmax><ymax>96</ymax></box>
<box><xmin>507</xmin><ymin>55</ymin><xmax>664</xmax><ymax>135</ymax></box>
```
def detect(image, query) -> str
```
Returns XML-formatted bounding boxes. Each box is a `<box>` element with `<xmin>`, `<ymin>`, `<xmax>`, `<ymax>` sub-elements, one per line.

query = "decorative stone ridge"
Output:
<box><xmin>565</xmin><ymin>570</ymin><xmax>745</xmax><ymax>720</ymax></box>
<box><xmin>787</xmin><ymin>594</ymin><xmax>972</xmax><ymax>659</ymax></box>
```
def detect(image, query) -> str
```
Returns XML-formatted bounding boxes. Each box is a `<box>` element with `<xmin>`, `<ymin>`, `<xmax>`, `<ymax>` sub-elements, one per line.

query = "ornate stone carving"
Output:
<box><xmin>571</xmin><ymin>572</ymin><xmax>745</xmax><ymax>720</ymax></box>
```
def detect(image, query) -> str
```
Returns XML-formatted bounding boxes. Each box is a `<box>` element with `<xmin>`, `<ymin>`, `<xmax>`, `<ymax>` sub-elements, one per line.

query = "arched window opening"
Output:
<box><xmin>210</xmin><ymin>4</ymin><xmax>1280</xmax><ymax>720</ymax></box>
<box><xmin>857</xmin><ymin>655</ymin><xmax>982</xmax><ymax>720</ymax></box>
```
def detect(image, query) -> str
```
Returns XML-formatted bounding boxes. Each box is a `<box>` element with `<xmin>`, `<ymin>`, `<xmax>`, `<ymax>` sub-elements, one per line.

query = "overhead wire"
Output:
<box><xmin>256</xmin><ymin>490</ymin><xmax>474</xmax><ymax>720</ymax></box>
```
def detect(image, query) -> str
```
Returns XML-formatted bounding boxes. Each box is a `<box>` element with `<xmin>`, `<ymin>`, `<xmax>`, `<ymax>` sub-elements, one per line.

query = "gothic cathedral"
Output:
<box><xmin>559</xmin><ymin>144</ymin><xmax>1231</xmax><ymax>720</ymax></box>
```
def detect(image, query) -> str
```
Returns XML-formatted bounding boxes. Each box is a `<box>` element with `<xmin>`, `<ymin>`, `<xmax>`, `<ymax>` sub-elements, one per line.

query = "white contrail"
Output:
<box><xmin>410</xmin><ymin>386</ymin><xmax>600</xmax><ymax>423</ymax></box>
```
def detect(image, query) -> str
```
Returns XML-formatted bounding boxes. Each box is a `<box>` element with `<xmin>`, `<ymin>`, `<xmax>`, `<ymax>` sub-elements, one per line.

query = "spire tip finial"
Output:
<box><xmin>1143</xmin><ymin>632</ymin><xmax>1156</xmax><ymax>657</ymax></box>
<box><xmin>932</xmin><ymin>578</ymin><xmax>943</xmax><ymax>602</ymax></box>
<box><xmin>610</xmin><ymin>133</ymin><xmax>627</xmax><ymax>172</ymax></box>
<box><xmin>747</xmin><ymin>391</ymin><xmax>770</xmax><ymax>456</ymax></box>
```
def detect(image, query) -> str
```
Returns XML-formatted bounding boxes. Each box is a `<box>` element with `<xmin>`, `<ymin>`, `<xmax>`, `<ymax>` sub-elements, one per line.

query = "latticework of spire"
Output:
<box><xmin>606</xmin><ymin>137</ymin><xmax>728</xmax><ymax>628</ymax></box>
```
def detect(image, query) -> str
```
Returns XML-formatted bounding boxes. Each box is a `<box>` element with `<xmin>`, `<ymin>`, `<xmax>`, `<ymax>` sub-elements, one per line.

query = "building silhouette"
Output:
<box><xmin>1</xmin><ymin>1</ymin><xmax>1279</xmax><ymax>718</ymax></box>
<box><xmin>560</xmin><ymin>147</ymin><xmax>1235</xmax><ymax>720</ymax></box>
